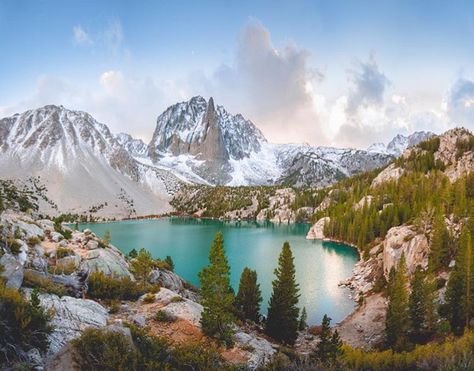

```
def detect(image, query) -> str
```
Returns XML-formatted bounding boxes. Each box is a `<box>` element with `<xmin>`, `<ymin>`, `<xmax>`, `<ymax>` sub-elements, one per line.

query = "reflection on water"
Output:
<box><xmin>79</xmin><ymin>217</ymin><xmax>358</xmax><ymax>325</ymax></box>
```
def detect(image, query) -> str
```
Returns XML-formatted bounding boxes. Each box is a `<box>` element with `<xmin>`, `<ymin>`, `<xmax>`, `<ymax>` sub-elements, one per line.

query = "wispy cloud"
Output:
<box><xmin>103</xmin><ymin>19</ymin><xmax>123</xmax><ymax>55</ymax></box>
<box><xmin>73</xmin><ymin>25</ymin><xmax>93</xmax><ymax>46</ymax></box>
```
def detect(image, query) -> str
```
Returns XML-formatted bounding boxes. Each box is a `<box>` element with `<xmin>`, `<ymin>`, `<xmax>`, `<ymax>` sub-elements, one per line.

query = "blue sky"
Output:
<box><xmin>1</xmin><ymin>0</ymin><xmax>474</xmax><ymax>147</ymax></box>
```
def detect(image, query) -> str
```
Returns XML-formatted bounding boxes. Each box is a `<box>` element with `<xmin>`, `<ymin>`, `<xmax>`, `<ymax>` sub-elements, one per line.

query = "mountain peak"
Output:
<box><xmin>367</xmin><ymin>131</ymin><xmax>435</xmax><ymax>156</ymax></box>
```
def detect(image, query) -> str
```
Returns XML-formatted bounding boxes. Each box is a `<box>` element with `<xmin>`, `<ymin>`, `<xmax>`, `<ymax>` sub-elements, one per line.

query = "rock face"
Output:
<box><xmin>435</xmin><ymin>128</ymin><xmax>474</xmax><ymax>182</ymax></box>
<box><xmin>234</xmin><ymin>331</ymin><xmax>276</xmax><ymax>369</ymax></box>
<box><xmin>80</xmin><ymin>245</ymin><xmax>132</xmax><ymax>278</ymax></box>
<box><xmin>306</xmin><ymin>217</ymin><xmax>330</xmax><ymax>240</ymax></box>
<box><xmin>144</xmin><ymin>287</ymin><xmax>203</xmax><ymax>326</ymax></box>
<box><xmin>148</xmin><ymin>96</ymin><xmax>265</xmax><ymax>184</ymax></box>
<box><xmin>382</xmin><ymin>225</ymin><xmax>429</xmax><ymax>278</ymax></box>
<box><xmin>0</xmin><ymin>253</ymin><xmax>24</xmax><ymax>289</ymax></box>
<box><xmin>336</xmin><ymin>293</ymin><xmax>387</xmax><ymax>350</ymax></box>
<box><xmin>371</xmin><ymin>163</ymin><xmax>405</xmax><ymax>188</ymax></box>
<box><xmin>149</xmin><ymin>268</ymin><xmax>197</xmax><ymax>300</ymax></box>
<box><xmin>354</xmin><ymin>195</ymin><xmax>374</xmax><ymax>211</ymax></box>
<box><xmin>256</xmin><ymin>188</ymin><xmax>296</xmax><ymax>223</ymax></box>
<box><xmin>34</xmin><ymin>292</ymin><xmax>109</xmax><ymax>355</ymax></box>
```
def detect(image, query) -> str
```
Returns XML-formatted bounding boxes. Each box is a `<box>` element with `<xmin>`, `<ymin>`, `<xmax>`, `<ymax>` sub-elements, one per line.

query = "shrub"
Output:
<box><xmin>72</xmin><ymin>328</ymin><xmax>139</xmax><ymax>370</ymax></box>
<box><xmin>170</xmin><ymin>343</ymin><xmax>228</xmax><ymax>370</ymax></box>
<box><xmin>72</xmin><ymin>325</ymin><xmax>227</xmax><ymax>371</ymax></box>
<box><xmin>155</xmin><ymin>310</ymin><xmax>176</xmax><ymax>323</ymax></box>
<box><xmin>108</xmin><ymin>299</ymin><xmax>121</xmax><ymax>314</ymax></box>
<box><xmin>48</xmin><ymin>261</ymin><xmax>76</xmax><ymax>275</ymax></box>
<box><xmin>87</xmin><ymin>271</ymin><xmax>145</xmax><ymax>301</ymax></box>
<box><xmin>23</xmin><ymin>270</ymin><xmax>66</xmax><ymax>296</ymax></box>
<box><xmin>0</xmin><ymin>286</ymin><xmax>52</xmax><ymax>364</ymax></box>
<box><xmin>27</xmin><ymin>236</ymin><xmax>41</xmax><ymax>246</ymax></box>
<box><xmin>55</xmin><ymin>247</ymin><xmax>73</xmax><ymax>259</ymax></box>
<box><xmin>170</xmin><ymin>296</ymin><xmax>184</xmax><ymax>303</ymax></box>
<box><xmin>7</xmin><ymin>238</ymin><xmax>22</xmax><ymax>255</ymax></box>
<box><xmin>142</xmin><ymin>293</ymin><xmax>155</xmax><ymax>304</ymax></box>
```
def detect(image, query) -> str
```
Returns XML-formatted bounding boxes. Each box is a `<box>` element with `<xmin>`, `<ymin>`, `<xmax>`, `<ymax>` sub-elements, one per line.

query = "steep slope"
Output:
<box><xmin>115</xmin><ymin>132</ymin><xmax>148</xmax><ymax>158</ymax></box>
<box><xmin>148</xmin><ymin>96</ymin><xmax>266</xmax><ymax>184</ymax></box>
<box><xmin>0</xmin><ymin>105</ymin><xmax>180</xmax><ymax>218</ymax></box>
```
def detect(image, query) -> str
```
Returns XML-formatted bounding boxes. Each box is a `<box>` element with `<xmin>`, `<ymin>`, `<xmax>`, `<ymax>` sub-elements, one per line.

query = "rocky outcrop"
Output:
<box><xmin>80</xmin><ymin>245</ymin><xmax>132</xmax><ymax>278</ymax></box>
<box><xmin>256</xmin><ymin>188</ymin><xmax>296</xmax><ymax>224</ymax></box>
<box><xmin>371</xmin><ymin>163</ymin><xmax>404</xmax><ymax>188</ymax></box>
<box><xmin>306</xmin><ymin>217</ymin><xmax>330</xmax><ymax>240</ymax></box>
<box><xmin>149</xmin><ymin>268</ymin><xmax>197</xmax><ymax>300</ymax></box>
<box><xmin>354</xmin><ymin>195</ymin><xmax>374</xmax><ymax>211</ymax></box>
<box><xmin>336</xmin><ymin>293</ymin><xmax>387</xmax><ymax>350</ymax></box>
<box><xmin>0</xmin><ymin>253</ymin><xmax>24</xmax><ymax>289</ymax></box>
<box><xmin>31</xmin><ymin>292</ymin><xmax>109</xmax><ymax>355</ymax></box>
<box><xmin>382</xmin><ymin>225</ymin><xmax>429</xmax><ymax>278</ymax></box>
<box><xmin>234</xmin><ymin>331</ymin><xmax>276</xmax><ymax>369</ymax></box>
<box><xmin>0</xmin><ymin>211</ymin><xmax>45</xmax><ymax>239</ymax></box>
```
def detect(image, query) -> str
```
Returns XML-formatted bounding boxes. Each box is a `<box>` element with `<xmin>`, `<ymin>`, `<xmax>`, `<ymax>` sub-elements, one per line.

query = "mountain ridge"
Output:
<box><xmin>0</xmin><ymin>99</ymin><xmax>435</xmax><ymax>217</ymax></box>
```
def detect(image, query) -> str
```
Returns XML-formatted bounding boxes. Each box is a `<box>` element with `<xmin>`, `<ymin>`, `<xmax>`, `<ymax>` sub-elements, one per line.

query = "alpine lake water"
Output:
<box><xmin>78</xmin><ymin>217</ymin><xmax>359</xmax><ymax>325</ymax></box>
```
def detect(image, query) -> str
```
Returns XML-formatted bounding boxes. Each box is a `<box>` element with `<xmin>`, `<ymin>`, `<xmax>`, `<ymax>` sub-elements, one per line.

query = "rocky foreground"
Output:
<box><xmin>0</xmin><ymin>209</ymin><xmax>279</xmax><ymax>370</ymax></box>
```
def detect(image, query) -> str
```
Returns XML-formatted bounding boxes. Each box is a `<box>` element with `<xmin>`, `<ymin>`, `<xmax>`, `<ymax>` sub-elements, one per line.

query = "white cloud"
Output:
<box><xmin>197</xmin><ymin>20</ymin><xmax>327</xmax><ymax>144</ymax></box>
<box><xmin>346</xmin><ymin>56</ymin><xmax>390</xmax><ymax>113</ymax></box>
<box><xmin>444</xmin><ymin>78</ymin><xmax>474</xmax><ymax>126</ymax></box>
<box><xmin>2</xmin><ymin>20</ymin><xmax>468</xmax><ymax>148</ymax></box>
<box><xmin>73</xmin><ymin>25</ymin><xmax>93</xmax><ymax>46</ymax></box>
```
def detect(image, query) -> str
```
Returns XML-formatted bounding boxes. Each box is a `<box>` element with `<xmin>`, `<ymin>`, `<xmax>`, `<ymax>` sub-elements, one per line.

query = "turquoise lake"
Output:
<box><xmin>79</xmin><ymin>217</ymin><xmax>358</xmax><ymax>325</ymax></box>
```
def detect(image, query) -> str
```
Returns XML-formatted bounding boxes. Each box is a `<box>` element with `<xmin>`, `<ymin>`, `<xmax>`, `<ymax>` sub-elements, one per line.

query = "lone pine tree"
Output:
<box><xmin>198</xmin><ymin>232</ymin><xmax>235</xmax><ymax>345</ymax></box>
<box><xmin>265</xmin><ymin>242</ymin><xmax>300</xmax><ymax>345</ymax></box>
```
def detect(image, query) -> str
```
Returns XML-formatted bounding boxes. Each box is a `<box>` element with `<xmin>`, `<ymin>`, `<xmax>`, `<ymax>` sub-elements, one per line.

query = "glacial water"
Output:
<box><xmin>78</xmin><ymin>217</ymin><xmax>358</xmax><ymax>325</ymax></box>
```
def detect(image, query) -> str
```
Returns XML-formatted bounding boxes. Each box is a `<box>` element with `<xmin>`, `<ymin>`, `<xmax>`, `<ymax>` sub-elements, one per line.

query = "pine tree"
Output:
<box><xmin>408</xmin><ymin>266</ymin><xmax>437</xmax><ymax>344</ymax></box>
<box><xmin>265</xmin><ymin>242</ymin><xmax>300</xmax><ymax>345</ymax></box>
<box><xmin>298</xmin><ymin>307</ymin><xmax>308</xmax><ymax>331</ymax></box>
<box><xmin>312</xmin><ymin>314</ymin><xmax>342</xmax><ymax>364</ymax></box>
<box><xmin>130</xmin><ymin>248</ymin><xmax>155</xmax><ymax>287</ymax></box>
<box><xmin>429</xmin><ymin>212</ymin><xmax>450</xmax><ymax>271</ymax></box>
<box><xmin>235</xmin><ymin>267</ymin><xmax>262</xmax><ymax>322</ymax></box>
<box><xmin>198</xmin><ymin>232</ymin><xmax>235</xmax><ymax>345</ymax></box>
<box><xmin>446</xmin><ymin>226</ymin><xmax>474</xmax><ymax>335</ymax></box>
<box><xmin>385</xmin><ymin>253</ymin><xmax>409</xmax><ymax>351</ymax></box>
<box><xmin>164</xmin><ymin>255</ymin><xmax>174</xmax><ymax>272</ymax></box>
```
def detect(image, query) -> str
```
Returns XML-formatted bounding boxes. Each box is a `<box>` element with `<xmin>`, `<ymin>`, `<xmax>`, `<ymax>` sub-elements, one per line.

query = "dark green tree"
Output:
<box><xmin>408</xmin><ymin>266</ymin><xmax>437</xmax><ymax>344</ymax></box>
<box><xmin>265</xmin><ymin>242</ymin><xmax>300</xmax><ymax>345</ymax></box>
<box><xmin>298</xmin><ymin>307</ymin><xmax>308</xmax><ymax>331</ymax></box>
<box><xmin>164</xmin><ymin>255</ymin><xmax>175</xmax><ymax>272</ymax></box>
<box><xmin>235</xmin><ymin>267</ymin><xmax>262</xmax><ymax>322</ymax></box>
<box><xmin>128</xmin><ymin>248</ymin><xmax>138</xmax><ymax>259</ymax></box>
<box><xmin>385</xmin><ymin>253</ymin><xmax>409</xmax><ymax>351</ymax></box>
<box><xmin>429</xmin><ymin>212</ymin><xmax>450</xmax><ymax>271</ymax></box>
<box><xmin>446</xmin><ymin>226</ymin><xmax>474</xmax><ymax>335</ymax></box>
<box><xmin>198</xmin><ymin>232</ymin><xmax>235</xmax><ymax>345</ymax></box>
<box><xmin>312</xmin><ymin>314</ymin><xmax>342</xmax><ymax>364</ymax></box>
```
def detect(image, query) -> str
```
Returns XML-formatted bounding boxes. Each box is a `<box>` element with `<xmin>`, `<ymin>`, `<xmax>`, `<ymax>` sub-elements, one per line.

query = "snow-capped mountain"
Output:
<box><xmin>116</xmin><ymin>132</ymin><xmax>148</xmax><ymax>158</ymax></box>
<box><xmin>367</xmin><ymin>131</ymin><xmax>434</xmax><ymax>156</ymax></box>
<box><xmin>148</xmin><ymin>96</ymin><xmax>266</xmax><ymax>184</ymax></box>
<box><xmin>0</xmin><ymin>99</ymin><xmax>435</xmax><ymax>217</ymax></box>
<box><xmin>0</xmin><ymin>105</ymin><xmax>180</xmax><ymax>217</ymax></box>
<box><xmin>145</xmin><ymin>96</ymin><xmax>396</xmax><ymax>187</ymax></box>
